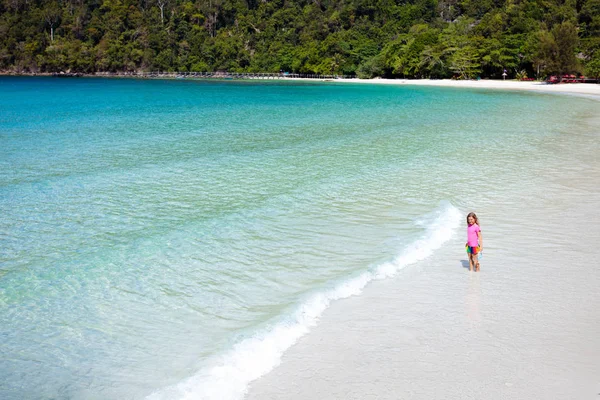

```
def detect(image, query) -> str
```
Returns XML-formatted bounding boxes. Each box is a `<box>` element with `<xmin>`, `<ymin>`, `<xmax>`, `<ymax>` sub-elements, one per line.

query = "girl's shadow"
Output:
<box><xmin>460</xmin><ymin>259</ymin><xmax>471</xmax><ymax>269</ymax></box>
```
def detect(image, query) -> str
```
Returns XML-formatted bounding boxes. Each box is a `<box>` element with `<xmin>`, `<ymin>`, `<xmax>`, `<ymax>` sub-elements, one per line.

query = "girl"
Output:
<box><xmin>466</xmin><ymin>212</ymin><xmax>483</xmax><ymax>272</ymax></box>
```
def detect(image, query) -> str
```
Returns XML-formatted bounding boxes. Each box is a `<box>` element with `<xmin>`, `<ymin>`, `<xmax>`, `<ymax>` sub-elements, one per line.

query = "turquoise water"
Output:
<box><xmin>1</xmin><ymin>77</ymin><xmax>597</xmax><ymax>399</ymax></box>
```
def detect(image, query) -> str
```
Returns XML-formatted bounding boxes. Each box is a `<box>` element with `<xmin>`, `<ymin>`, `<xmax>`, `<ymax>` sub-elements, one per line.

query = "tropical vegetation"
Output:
<box><xmin>1</xmin><ymin>0</ymin><xmax>599</xmax><ymax>79</ymax></box>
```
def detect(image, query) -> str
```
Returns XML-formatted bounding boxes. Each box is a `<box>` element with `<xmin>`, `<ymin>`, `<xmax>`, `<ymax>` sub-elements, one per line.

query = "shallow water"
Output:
<box><xmin>1</xmin><ymin>77</ymin><xmax>597</xmax><ymax>399</ymax></box>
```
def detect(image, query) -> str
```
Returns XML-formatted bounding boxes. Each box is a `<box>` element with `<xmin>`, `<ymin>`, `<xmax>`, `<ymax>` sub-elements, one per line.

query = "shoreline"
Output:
<box><xmin>323</xmin><ymin>78</ymin><xmax>600</xmax><ymax>100</ymax></box>
<box><xmin>3</xmin><ymin>72</ymin><xmax>600</xmax><ymax>99</ymax></box>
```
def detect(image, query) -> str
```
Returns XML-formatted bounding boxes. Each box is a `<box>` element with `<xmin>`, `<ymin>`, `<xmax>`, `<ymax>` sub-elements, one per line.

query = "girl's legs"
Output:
<box><xmin>473</xmin><ymin>253</ymin><xmax>480</xmax><ymax>272</ymax></box>
<box><xmin>468</xmin><ymin>252</ymin><xmax>474</xmax><ymax>271</ymax></box>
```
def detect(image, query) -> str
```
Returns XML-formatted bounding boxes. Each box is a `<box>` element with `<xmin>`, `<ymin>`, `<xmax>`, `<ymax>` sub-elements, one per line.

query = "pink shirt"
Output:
<box><xmin>467</xmin><ymin>223</ymin><xmax>480</xmax><ymax>247</ymax></box>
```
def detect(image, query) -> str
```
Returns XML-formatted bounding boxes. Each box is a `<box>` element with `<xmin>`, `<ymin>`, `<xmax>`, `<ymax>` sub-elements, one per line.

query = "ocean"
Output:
<box><xmin>1</xmin><ymin>77</ymin><xmax>597</xmax><ymax>400</ymax></box>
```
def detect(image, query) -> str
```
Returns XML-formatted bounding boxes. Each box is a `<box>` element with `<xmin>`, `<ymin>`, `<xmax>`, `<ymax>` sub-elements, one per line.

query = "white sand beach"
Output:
<box><xmin>320</xmin><ymin>78</ymin><xmax>600</xmax><ymax>99</ymax></box>
<box><xmin>244</xmin><ymin>84</ymin><xmax>600</xmax><ymax>399</ymax></box>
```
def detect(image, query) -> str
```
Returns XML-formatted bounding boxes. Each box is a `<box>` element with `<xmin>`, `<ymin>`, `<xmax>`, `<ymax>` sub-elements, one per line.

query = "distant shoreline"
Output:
<box><xmin>3</xmin><ymin>72</ymin><xmax>599</xmax><ymax>100</ymax></box>
<box><xmin>319</xmin><ymin>77</ymin><xmax>600</xmax><ymax>100</ymax></box>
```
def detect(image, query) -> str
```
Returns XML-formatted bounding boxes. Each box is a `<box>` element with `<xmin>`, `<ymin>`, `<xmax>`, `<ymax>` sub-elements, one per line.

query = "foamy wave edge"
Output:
<box><xmin>147</xmin><ymin>202</ymin><xmax>462</xmax><ymax>400</ymax></box>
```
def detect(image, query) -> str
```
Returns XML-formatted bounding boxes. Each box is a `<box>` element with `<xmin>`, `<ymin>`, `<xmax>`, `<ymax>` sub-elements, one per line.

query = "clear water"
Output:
<box><xmin>1</xmin><ymin>77</ymin><xmax>597</xmax><ymax>399</ymax></box>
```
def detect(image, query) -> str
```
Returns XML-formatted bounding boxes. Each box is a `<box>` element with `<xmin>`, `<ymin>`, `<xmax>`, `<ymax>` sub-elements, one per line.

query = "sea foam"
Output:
<box><xmin>147</xmin><ymin>202</ymin><xmax>462</xmax><ymax>400</ymax></box>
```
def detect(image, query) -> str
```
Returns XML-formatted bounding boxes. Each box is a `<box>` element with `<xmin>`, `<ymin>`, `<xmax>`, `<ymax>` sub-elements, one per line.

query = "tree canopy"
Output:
<box><xmin>1</xmin><ymin>0</ymin><xmax>599</xmax><ymax>78</ymax></box>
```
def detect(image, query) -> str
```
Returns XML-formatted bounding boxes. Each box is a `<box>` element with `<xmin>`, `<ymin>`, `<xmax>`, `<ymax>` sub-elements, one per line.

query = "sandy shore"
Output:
<box><xmin>4</xmin><ymin>72</ymin><xmax>599</xmax><ymax>98</ymax></box>
<box><xmin>244</xmin><ymin>86</ymin><xmax>600</xmax><ymax>399</ymax></box>
<box><xmin>308</xmin><ymin>78</ymin><xmax>600</xmax><ymax>99</ymax></box>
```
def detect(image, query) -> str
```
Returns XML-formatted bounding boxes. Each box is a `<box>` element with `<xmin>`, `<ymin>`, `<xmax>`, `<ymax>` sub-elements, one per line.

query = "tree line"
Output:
<box><xmin>1</xmin><ymin>0</ymin><xmax>599</xmax><ymax>79</ymax></box>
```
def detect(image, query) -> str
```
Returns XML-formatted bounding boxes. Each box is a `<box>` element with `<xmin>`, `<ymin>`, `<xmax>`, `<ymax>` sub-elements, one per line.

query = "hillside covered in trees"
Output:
<box><xmin>1</xmin><ymin>0</ymin><xmax>599</xmax><ymax>79</ymax></box>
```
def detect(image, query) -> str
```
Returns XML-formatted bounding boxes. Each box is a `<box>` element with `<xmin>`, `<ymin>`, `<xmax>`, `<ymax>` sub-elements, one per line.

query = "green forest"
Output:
<box><xmin>1</xmin><ymin>0</ymin><xmax>599</xmax><ymax>79</ymax></box>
